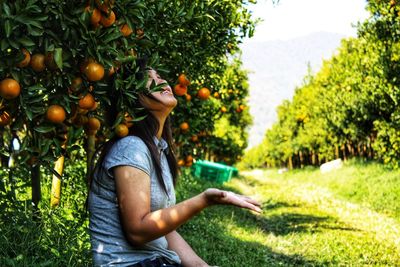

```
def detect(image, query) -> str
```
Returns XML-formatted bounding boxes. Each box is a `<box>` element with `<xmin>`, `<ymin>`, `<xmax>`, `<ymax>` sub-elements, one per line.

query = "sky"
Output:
<box><xmin>246</xmin><ymin>0</ymin><xmax>370</xmax><ymax>42</ymax></box>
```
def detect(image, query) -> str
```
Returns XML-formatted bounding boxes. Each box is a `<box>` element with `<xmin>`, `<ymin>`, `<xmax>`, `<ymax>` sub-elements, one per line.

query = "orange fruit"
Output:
<box><xmin>178</xmin><ymin>74</ymin><xmax>190</xmax><ymax>86</ymax></box>
<box><xmin>236</xmin><ymin>107</ymin><xmax>242</xmax><ymax>113</ymax></box>
<box><xmin>89</xmin><ymin>101</ymin><xmax>99</xmax><ymax>111</ymax></box>
<box><xmin>17</xmin><ymin>48</ymin><xmax>31</xmax><ymax>68</ymax></box>
<box><xmin>191</xmin><ymin>135</ymin><xmax>198</xmax><ymax>142</ymax></box>
<box><xmin>46</xmin><ymin>105</ymin><xmax>66</xmax><ymax>124</ymax></box>
<box><xmin>45</xmin><ymin>52</ymin><xmax>59</xmax><ymax>70</ymax></box>
<box><xmin>100</xmin><ymin>10</ymin><xmax>115</xmax><ymax>27</ymax></box>
<box><xmin>180</xmin><ymin>122</ymin><xmax>189</xmax><ymax>131</ymax></box>
<box><xmin>185</xmin><ymin>161</ymin><xmax>193</xmax><ymax>167</ymax></box>
<box><xmin>0</xmin><ymin>111</ymin><xmax>11</xmax><ymax>126</ymax></box>
<box><xmin>197</xmin><ymin>87</ymin><xmax>210</xmax><ymax>100</ymax></box>
<box><xmin>213</xmin><ymin>92</ymin><xmax>220</xmax><ymax>98</ymax></box>
<box><xmin>123</xmin><ymin>112</ymin><xmax>134</xmax><ymax>128</ymax></box>
<box><xmin>30</xmin><ymin>54</ymin><xmax>46</xmax><ymax>72</ymax></box>
<box><xmin>79</xmin><ymin>93</ymin><xmax>96</xmax><ymax>110</ymax></box>
<box><xmin>220</xmin><ymin>106</ymin><xmax>227</xmax><ymax>113</ymax></box>
<box><xmin>79</xmin><ymin>58</ymin><xmax>95</xmax><ymax>73</ymax></box>
<box><xmin>70</xmin><ymin>77</ymin><xmax>83</xmax><ymax>92</ymax></box>
<box><xmin>174</xmin><ymin>84</ymin><xmax>187</xmax><ymax>96</ymax></box>
<box><xmin>177</xmin><ymin>159</ymin><xmax>185</xmax><ymax>167</ymax></box>
<box><xmin>239</xmin><ymin>104</ymin><xmax>246</xmax><ymax>111</ymax></box>
<box><xmin>86</xmin><ymin>117</ymin><xmax>101</xmax><ymax>131</ymax></box>
<box><xmin>73</xmin><ymin>114</ymin><xmax>88</xmax><ymax>126</ymax></box>
<box><xmin>115</xmin><ymin>123</ymin><xmax>129</xmax><ymax>138</ymax></box>
<box><xmin>185</xmin><ymin>94</ymin><xmax>192</xmax><ymax>102</ymax></box>
<box><xmin>186</xmin><ymin>155</ymin><xmax>193</xmax><ymax>163</ymax></box>
<box><xmin>120</xmin><ymin>24</ymin><xmax>133</xmax><ymax>37</ymax></box>
<box><xmin>108</xmin><ymin>66</ymin><xmax>116</xmax><ymax>76</ymax></box>
<box><xmin>90</xmin><ymin>8</ymin><xmax>101</xmax><ymax>27</ymax></box>
<box><xmin>84</xmin><ymin>62</ymin><xmax>104</xmax><ymax>81</ymax></box>
<box><xmin>0</xmin><ymin>78</ymin><xmax>21</xmax><ymax>100</ymax></box>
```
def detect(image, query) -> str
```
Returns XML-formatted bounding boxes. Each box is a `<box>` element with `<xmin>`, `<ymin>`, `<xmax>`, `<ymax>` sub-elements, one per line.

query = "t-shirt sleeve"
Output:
<box><xmin>103</xmin><ymin>136</ymin><xmax>152</xmax><ymax>177</ymax></box>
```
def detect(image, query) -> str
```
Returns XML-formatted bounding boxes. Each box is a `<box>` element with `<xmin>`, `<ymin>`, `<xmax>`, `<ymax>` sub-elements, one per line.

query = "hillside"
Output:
<box><xmin>240</xmin><ymin>32</ymin><xmax>345</xmax><ymax>148</ymax></box>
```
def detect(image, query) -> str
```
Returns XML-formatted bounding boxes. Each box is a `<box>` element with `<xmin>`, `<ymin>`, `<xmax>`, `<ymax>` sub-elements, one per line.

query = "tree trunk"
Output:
<box><xmin>299</xmin><ymin>151</ymin><xmax>304</xmax><ymax>168</ymax></box>
<box><xmin>50</xmin><ymin>154</ymin><xmax>65</xmax><ymax>208</ymax></box>
<box><xmin>288</xmin><ymin>156</ymin><xmax>293</xmax><ymax>170</ymax></box>
<box><xmin>311</xmin><ymin>151</ymin><xmax>316</xmax><ymax>165</ymax></box>
<box><xmin>86</xmin><ymin>134</ymin><xmax>96</xmax><ymax>187</ymax></box>
<box><xmin>31</xmin><ymin>164</ymin><xmax>41</xmax><ymax>216</ymax></box>
<box><xmin>335</xmin><ymin>145</ymin><xmax>339</xmax><ymax>159</ymax></box>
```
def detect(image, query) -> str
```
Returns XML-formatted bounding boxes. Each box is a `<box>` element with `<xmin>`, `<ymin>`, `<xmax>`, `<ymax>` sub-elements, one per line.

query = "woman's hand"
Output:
<box><xmin>203</xmin><ymin>188</ymin><xmax>262</xmax><ymax>213</ymax></box>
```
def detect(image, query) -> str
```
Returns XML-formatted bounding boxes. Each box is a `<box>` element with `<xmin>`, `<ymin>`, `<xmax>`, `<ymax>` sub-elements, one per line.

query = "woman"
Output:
<box><xmin>88</xmin><ymin>66</ymin><xmax>262</xmax><ymax>267</ymax></box>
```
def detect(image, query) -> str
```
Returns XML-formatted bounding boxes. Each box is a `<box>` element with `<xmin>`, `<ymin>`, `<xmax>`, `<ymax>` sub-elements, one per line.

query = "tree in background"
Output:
<box><xmin>242</xmin><ymin>0</ymin><xmax>400</xmax><ymax>169</ymax></box>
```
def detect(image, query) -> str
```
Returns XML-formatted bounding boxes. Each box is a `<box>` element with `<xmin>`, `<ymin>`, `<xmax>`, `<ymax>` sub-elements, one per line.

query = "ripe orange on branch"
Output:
<box><xmin>0</xmin><ymin>78</ymin><xmax>21</xmax><ymax>100</ymax></box>
<box><xmin>177</xmin><ymin>159</ymin><xmax>185</xmax><ymax>167</ymax></box>
<box><xmin>17</xmin><ymin>48</ymin><xmax>31</xmax><ymax>68</ymax></box>
<box><xmin>100</xmin><ymin>10</ymin><xmax>116</xmax><ymax>27</ymax></box>
<box><xmin>46</xmin><ymin>105</ymin><xmax>66</xmax><ymax>124</ymax></box>
<box><xmin>178</xmin><ymin>74</ymin><xmax>190</xmax><ymax>86</ymax></box>
<box><xmin>89</xmin><ymin>8</ymin><xmax>101</xmax><ymax>27</ymax></box>
<box><xmin>174</xmin><ymin>84</ymin><xmax>187</xmax><ymax>96</ymax></box>
<box><xmin>180</xmin><ymin>122</ymin><xmax>189</xmax><ymax>131</ymax></box>
<box><xmin>70</xmin><ymin>77</ymin><xmax>83</xmax><ymax>92</ymax></box>
<box><xmin>197</xmin><ymin>87</ymin><xmax>210</xmax><ymax>100</ymax></box>
<box><xmin>79</xmin><ymin>93</ymin><xmax>96</xmax><ymax>110</ymax></box>
<box><xmin>86</xmin><ymin>117</ymin><xmax>101</xmax><ymax>131</ymax></box>
<box><xmin>30</xmin><ymin>54</ymin><xmax>46</xmax><ymax>72</ymax></box>
<box><xmin>120</xmin><ymin>24</ymin><xmax>133</xmax><ymax>37</ymax></box>
<box><xmin>115</xmin><ymin>123</ymin><xmax>129</xmax><ymax>138</ymax></box>
<box><xmin>84</xmin><ymin>62</ymin><xmax>104</xmax><ymax>81</ymax></box>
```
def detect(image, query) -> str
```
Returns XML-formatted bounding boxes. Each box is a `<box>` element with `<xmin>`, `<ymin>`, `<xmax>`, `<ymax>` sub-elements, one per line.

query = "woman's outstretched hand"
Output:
<box><xmin>203</xmin><ymin>188</ymin><xmax>262</xmax><ymax>213</ymax></box>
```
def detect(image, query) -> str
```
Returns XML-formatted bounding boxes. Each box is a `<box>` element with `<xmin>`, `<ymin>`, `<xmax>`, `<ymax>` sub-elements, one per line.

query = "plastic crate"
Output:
<box><xmin>191</xmin><ymin>160</ymin><xmax>236</xmax><ymax>184</ymax></box>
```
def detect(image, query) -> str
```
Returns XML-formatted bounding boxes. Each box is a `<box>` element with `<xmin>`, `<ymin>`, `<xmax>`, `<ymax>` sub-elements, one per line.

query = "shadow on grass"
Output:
<box><xmin>179</xmin><ymin>210</ymin><xmax>327</xmax><ymax>267</ymax></box>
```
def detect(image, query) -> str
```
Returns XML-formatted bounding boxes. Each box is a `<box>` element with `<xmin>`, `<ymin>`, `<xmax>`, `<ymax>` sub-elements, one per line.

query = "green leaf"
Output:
<box><xmin>34</xmin><ymin>126</ymin><xmax>55</xmax><ymax>133</ymax></box>
<box><xmin>4</xmin><ymin>20</ymin><xmax>11</xmax><ymax>38</ymax></box>
<box><xmin>2</xmin><ymin>3</ymin><xmax>11</xmax><ymax>16</ymax></box>
<box><xmin>1</xmin><ymin>39</ymin><xmax>9</xmax><ymax>50</ymax></box>
<box><xmin>18</xmin><ymin>36</ymin><xmax>35</xmax><ymax>47</ymax></box>
<box><xmin>54</xmin><ymin>48</ymin><xmax>63</xmax><ymax>70</ymax></box>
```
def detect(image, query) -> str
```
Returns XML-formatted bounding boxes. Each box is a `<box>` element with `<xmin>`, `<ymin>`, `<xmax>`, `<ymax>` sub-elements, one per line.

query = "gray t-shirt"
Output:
<box><xmin>88</xmin><ymin>136</ymin><xmax>181</xmax><ymax>266</ymax></box>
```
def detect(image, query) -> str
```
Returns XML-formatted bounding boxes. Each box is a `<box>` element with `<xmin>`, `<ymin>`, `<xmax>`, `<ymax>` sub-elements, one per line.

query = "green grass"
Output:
<box><xmin>267</xmin><ymin>159</ymin><xmax>400</xmax><ymax>219</ymax></box>
<box><xmin>1</xmin><ymin>159</ymin><xmax>399</xmax><ymax>266</ymax></box>
<box><xmin>177</xmin><ymin>160</ymin><xmax>400</xmax><ymax>266</ymax></box>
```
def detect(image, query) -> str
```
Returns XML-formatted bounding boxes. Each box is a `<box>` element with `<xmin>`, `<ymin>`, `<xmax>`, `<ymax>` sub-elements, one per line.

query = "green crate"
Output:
<box><xmin>191</xmin><ymin>160</ymin><xmax>236</xmax><ymax>184</ymax></box>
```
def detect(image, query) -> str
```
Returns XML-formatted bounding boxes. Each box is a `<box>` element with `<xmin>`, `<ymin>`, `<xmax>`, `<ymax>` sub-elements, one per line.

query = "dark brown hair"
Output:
<box><xmin>88</xmin><ymin>59</ymin><xmax>178</xmax><ymax>194</ymax></box>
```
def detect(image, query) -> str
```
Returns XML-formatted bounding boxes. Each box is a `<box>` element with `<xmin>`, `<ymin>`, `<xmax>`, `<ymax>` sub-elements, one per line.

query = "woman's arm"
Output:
<box><xmin>166</xmin><ymin>231</ymin><xmax>208</xmax><ymax>267</ymax></box>
<box><xmin>114</xmin><ymin>166</ymin><xmax>261</xmax><ymax>246</ymax></box>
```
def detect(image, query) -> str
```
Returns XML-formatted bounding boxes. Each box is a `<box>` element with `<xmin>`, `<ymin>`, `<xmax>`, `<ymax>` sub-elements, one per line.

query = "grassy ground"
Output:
<box><xmin>1</xmin><ymin>159</ymin><xmax>399</xmax><ymax>266</ymax></box>
<box><xmin>178</xmin><ymin>160</ymin><xmax>400</xmax><ymax>266</ymax></box>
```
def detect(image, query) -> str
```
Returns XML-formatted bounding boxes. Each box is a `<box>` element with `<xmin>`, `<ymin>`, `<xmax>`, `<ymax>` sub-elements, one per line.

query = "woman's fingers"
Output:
<box><xmin>224</xmin><ymin>192</ymin><xmax>262</xmax><ymax>213</ymax></box>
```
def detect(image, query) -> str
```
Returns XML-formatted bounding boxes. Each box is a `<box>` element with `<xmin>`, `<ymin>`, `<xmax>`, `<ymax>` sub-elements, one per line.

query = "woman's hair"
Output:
<box><xmin>88</xmin><ymin>58</ymin><xmax>178</xmax><ymax>194</ymax></box>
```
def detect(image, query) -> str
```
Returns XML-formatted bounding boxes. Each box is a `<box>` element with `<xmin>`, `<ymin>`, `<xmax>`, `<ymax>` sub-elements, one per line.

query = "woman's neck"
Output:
<box><xmin>155</xmin><ymin>115</ymin><xmax>166</xmax><ymax>139</ymax></box>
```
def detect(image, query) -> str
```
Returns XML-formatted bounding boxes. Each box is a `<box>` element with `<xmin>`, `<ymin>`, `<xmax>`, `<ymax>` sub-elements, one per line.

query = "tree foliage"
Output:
<box><xmin>243</xmin><ymin>0</ymin><xmax>400</xmax><ymax>169</ymax></box>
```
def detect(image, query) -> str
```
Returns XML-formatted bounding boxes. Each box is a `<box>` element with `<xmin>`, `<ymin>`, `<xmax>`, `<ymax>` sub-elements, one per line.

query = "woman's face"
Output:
<box><xmin>139</xmin><ymin>69</ymin><xmax>177</xmax><ymax>114</ymax></box>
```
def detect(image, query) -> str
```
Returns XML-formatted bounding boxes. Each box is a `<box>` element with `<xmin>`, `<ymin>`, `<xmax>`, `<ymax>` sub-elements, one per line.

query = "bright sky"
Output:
<box><xmin>247</xmin><ymin>0</ymin><xmax>370</xmax><ymax>42</ymax></box>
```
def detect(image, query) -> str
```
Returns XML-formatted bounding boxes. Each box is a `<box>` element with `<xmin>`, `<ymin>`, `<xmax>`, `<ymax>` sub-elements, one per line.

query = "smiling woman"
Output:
<box><xmin>87</xmin><ymin>61</ymin><xmax>261</xmax><ymax>267</ymax></box>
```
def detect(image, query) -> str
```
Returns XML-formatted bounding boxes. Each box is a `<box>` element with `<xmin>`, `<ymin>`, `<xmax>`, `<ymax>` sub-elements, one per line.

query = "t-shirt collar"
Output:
<box><xmin>153</xmin><ymin>136</ymin><xmax>169</xmax><ymax>154</ymax></box>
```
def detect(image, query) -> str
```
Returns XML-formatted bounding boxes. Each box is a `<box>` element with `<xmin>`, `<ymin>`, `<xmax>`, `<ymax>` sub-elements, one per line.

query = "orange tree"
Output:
<box><xmin>0</xmin><ymin>0</ymin><xmax>256</xmax><ymax>207</ymax></box>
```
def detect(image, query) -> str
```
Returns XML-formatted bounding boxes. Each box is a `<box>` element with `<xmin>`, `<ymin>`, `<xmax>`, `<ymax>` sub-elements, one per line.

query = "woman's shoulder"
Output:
<box><xmin>114</xmin><ymin>135</ymin><xmax>148</xmax><ymax>150</ymax></box>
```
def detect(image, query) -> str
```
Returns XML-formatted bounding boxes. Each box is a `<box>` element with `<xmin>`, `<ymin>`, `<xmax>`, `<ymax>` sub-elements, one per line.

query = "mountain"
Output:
<box><xmin>240</xmin><ymin>32</ymin><xmax>346</xmax><ymax>148</ymax></box>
